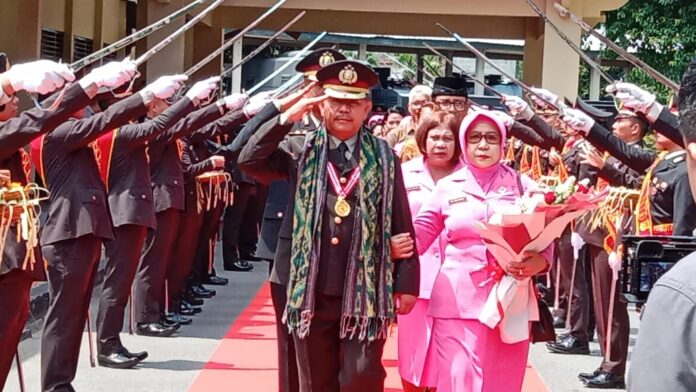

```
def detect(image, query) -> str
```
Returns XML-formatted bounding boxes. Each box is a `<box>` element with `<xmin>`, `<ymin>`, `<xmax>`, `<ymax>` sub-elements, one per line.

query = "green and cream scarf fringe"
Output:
<box><xmin>285</xmin><ymin>126</ymin><xmax>395</xmax><ymax>341</ymax></box>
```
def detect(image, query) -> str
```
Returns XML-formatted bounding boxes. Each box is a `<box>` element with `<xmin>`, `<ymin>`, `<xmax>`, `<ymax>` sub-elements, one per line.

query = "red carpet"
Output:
<box><xmin>189</xmin><ymin>283</ymin><xmax>550</xmax><ymax>391</ymax></box>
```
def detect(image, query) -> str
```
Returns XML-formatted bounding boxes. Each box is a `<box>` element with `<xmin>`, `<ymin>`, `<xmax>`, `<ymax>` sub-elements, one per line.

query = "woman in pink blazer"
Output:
<box><xmin>397</xmin><ymin>111</ymin><xmax>461</xmax><ymax>392</ymax></box>
<box><xmin>413</xmin><ymin>111</ymin><xmax>551</xmax><ymax>392</ymax></box>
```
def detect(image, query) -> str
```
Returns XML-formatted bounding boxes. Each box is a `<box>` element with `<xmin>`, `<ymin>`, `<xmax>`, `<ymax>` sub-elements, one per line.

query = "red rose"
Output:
<box><xmin>544</xmin><ymin>192</ymin><xmax>556</xmax><ymax>204</ymax></box>
<box><xmin>577</xmin><ymin>183</ymin><xmax>589</xmax><ymax>193</ymax></box>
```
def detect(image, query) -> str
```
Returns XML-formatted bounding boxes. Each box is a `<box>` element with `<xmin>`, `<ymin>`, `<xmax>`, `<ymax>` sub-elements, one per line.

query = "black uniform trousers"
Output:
<box><xmin>191</xmin><ymin>203</ymin><xmax>224</xmax><ymax>283</ymax></box>
<box><xmin>270</xmin><ymin>281</ymin><xmax>299</xmax><ymax>392</ymax></box>
<box><xmin>134</xmin><ymin>208</ymin><xmax>180</xmax><ymax>323</ymax></box>
<box><xmin>565</xmin><ymin>244</ymin><xmax>595</xmax><ymax>341</ymax></box>
<box><xmin>551</xmin><ymin>231</ymin><xmax>572</xmax><ymax>320</ymax></box>
<box><xmin>41</xmin><ymin>234</ymin><xmax>102</xmax><ymax>392</ymax></box>
<box><xmin>293</xmin><ymin>294</ymin><xmax>386</xmax><ymax>392</ymax></box>
<box><xmin>0</xmin><ymin>270</ymin><xmax>33</xmax><ymax>390</ymax></box>
<box><xmin>222</xmin><ymin>183</ymin><xmax>263</xmax><ymax>263</ymax></box>
<box><xmin>588</xmin><ymin>244</ymin><xmax>630</xmax><ymax>376</ymax></box>
<box><xmin>168</xmin><ymin>209</ymin><xmax>204</xmax><ymax>310</ymax></box>
<box><xmin>96</xmin><ymin>224</ymin><xmax>148</xmax><ymax>354</ymax></box>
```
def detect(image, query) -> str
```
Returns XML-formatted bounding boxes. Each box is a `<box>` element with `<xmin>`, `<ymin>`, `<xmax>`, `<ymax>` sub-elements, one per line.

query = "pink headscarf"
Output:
<box><xmin>459</xmin><ymin>110</ymin><xmax>510</xmax><ymax>189</ymax></box>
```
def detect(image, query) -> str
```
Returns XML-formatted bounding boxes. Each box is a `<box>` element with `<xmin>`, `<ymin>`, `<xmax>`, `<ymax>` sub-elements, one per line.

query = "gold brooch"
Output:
<box><xmin>339</xmin><ymin>65</ymin><xmax>358</xmax><ymax>85</ymax></box>
<box><xmin>319</xmin><ymin>52</ymin><xmax>336</xmax><ymax>67</ymax></box>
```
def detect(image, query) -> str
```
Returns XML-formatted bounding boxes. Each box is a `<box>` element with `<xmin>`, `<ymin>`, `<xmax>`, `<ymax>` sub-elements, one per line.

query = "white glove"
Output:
<box><xmin>503</xmin><ymin>94</ymin><xmax>534</xmax><ymax>121</ymax></box>
<box><xmin>489</xmin><ymin>110</ymin><xmax>515</xmax><ymax>130</ymax></box>
<box><xmin>222</xmin><ymin>93</ymin><xmax>248</xmax><ymax>111</ymax></box>
<box><xmin>186</xmin><ymin>76</ymin><xmax>220</xmax><ymax>101</ymax></box>
<box><xmin>79</xmin><ymin>58</ymin><xmax>137</xmax><ymax>89</ymax></box>
<box><xmin>606</xmin><ymin>82</ymin><xmax>661</xmax><ymax>119</ymax></box>
<box><xmin>141</xmin><ymin>74</ymin><xmax>188</xmax><ymax>100</ymax></box>
<box><xmin>561</xmin><ymin>108</ymin><xmax>595</xmax><ymax>135</ymax></box>
<box><xmin>244</xmin><ymin>90</ymin><xmax>274</xmax><ymax>117</ymax></box>
<box><xmin>529</xmin><ymin>87</ymin><xmax>559</xmax><ymax>109</ymax></box>
<box><xmin>3</xmin><ymin>60</ymin><xmax>75</xmax><ymax>95</ymax></box>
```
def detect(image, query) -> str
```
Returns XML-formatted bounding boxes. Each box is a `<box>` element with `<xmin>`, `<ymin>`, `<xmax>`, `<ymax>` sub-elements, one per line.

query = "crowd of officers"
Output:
<box><xmin>0</xmin><ymin>42</ymin><xmax>693</xmax><ymax>392</ymax></box>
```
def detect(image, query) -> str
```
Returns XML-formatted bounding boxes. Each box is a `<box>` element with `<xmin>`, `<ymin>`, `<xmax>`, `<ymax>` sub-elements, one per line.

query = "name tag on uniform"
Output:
<box><xmin>448</xmin><ymin>196</ymin><xmax>468</xmax><ymax>205</ymax></box>
<box><xmin>406</xmin><ymin>185</ymin><xmax>421</xmax><ymax>192</ymax></box>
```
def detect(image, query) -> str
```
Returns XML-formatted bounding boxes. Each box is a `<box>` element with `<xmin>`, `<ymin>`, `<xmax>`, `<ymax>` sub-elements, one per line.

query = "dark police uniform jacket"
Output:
<box><xmin>238</xmin><ymin>117</ymin><xmax>420</xmax><ymax>298</ymax></box>
<box><xmin>34</xmin><ymin>92</ymin><xmax>147</xmax><ymax>245</ymax></box>
<box><xmin>146</xmin><ymin>101</ymin><xmax>227</xmax><ymax>213</ymax></box>
<box><xmin>103</xmin><ymin>97</ymin><xmax>196</xmax><ymax>229</ymax></box>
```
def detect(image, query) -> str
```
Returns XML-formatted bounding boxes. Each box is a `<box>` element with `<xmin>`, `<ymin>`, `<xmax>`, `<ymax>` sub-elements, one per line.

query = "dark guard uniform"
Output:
<box><xmin>238</xmin><ymin>61</ymin><xmax>419</xmax><ymax>392</ymax></box>
<box><xmin>95</xmin><ymin>97</ymin><xmax>196</xmax><ymax>356</ymax></box>
<box><xmin>34</xmin><ymin>91</ymin><xmax>147</xmax><ymax>392</ymax></box>
<box><xmin>0</xmin><ymin>64</ymin><xmax>92</xmax><ymax>389</ymax></box>
<box><xmin>133</xmin><ymin>101</ymin><xmax>227</xmax><ymax>328</ymax></box>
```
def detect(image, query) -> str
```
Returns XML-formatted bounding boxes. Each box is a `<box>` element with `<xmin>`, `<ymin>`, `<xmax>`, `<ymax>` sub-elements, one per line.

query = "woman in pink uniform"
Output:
<box><xmin>398</xmin><ymin>111</ymin><xmax>461</xmax><ymax>391</ymax></box>
<box><xmin>413</xmin><ymin>111</ymin><xmax>551</xmax><ymax>392</ymax></box>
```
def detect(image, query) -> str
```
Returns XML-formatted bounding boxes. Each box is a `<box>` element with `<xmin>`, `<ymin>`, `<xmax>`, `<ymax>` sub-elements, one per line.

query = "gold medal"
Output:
<box><xmin>334</xmin><ymin>197</ymin><xmax>351</xmax><ymax>217</ymax></box>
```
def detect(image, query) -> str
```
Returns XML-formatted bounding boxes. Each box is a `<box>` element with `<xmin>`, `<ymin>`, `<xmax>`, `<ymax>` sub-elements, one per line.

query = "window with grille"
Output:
<box><xmin>73</xmin><ymin>36</ymin><xmax>94</xmax><ymax>62</ymax></box>
<box><xmin>40</xmin><ymin>28</ymin><xmax>65</xmax><ymax>61</ymax></box>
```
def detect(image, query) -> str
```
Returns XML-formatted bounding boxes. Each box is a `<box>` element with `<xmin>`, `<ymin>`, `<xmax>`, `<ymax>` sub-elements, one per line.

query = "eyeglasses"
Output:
<box><xmin>466</xmin><ymin>132</ymin><xmax>501</xmax><ymax>145</ymax></box>
<box><xmin>435</xmin><ymin>100</ymin><xmax>468</xmax><ymax>112</ymax></box>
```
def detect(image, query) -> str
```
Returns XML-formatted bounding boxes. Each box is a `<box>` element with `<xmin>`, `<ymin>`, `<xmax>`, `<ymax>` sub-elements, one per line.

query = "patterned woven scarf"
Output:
<box><xmin>286</xmin><ymin>126</ymin><xmax>395</xmax><ymax>341</ymax></box>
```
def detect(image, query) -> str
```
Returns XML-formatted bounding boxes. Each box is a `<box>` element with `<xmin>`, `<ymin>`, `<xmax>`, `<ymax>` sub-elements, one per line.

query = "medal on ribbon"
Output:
<box><xmin>327</xmin><ymin>162</ymin><xmax>360</xmax><ymax>218</ymax></box>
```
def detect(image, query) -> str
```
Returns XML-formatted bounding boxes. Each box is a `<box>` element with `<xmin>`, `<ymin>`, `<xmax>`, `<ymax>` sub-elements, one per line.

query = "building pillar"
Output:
<box><xmin>540</xmin><ymin>0</ymin><xmax>581</xmax><ymax>101</ymax></box>
<box><xmin>231</xmin><ymin>38</ymin><xmax>243</xmax><ymax>94</ymax></box>
<box><xmin>444</xmin><ymin>50</ymin><xmax>453</xmax><ymax>76</ymax></box>
<box><xmin>589</xmin><ymin>66</ymin><xmax>600</xmax><ymax>100</ymax></box>
<box><xmin>189</xmin><ymin>11</ymin><xmax>223</xmax><ymax>81</ymax></box>
<box><xmin>474</xmin><ymin>56</ymin><xmax>485</xmax><ymax>96</ymax></box>
<box><xmin>523</xmin><ymin>17</ymin><xmax>544</xmax><ymax>88</ymax></box>
<box><xmin>137</xmin><ymin>0</ymin><xmax>186</xmax><ymax>82</ymax></box>
<box><xmin>0</xmin><ymin>0</ymin><xmax>42</xmax><ymax>63</ymax></box>
<box><xmin>358</xmin><ymin>43</ymin><xmax>367</xmax><ymax>61</ymax></box>
<box><xmin>416</xmin><ymin>53</ymin><xmax>424</xmax><ymax>84</ymax></box>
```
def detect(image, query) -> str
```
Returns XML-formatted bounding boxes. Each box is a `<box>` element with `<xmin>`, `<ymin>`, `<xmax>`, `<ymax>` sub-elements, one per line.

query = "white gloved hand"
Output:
<box><xmin>606</xmin><ymin>82</ymin><xmax>661</xmax><ymax>119</ymax></box>
<box><xmin>185</xmin><ymin>76</ymin><xmax>220</xmax><ymax>102</ymax></box>
<box><xmin>561</xmin><ymin>108</ymin><xmax>595</xmax><ymax>135</ymax></box>
<box><xmin>489</xmin><ymin>110</ymin><xmax>515</xmax><ymax>130</ymax></box>
<box><xmin>3</xmin><ymin>60</ymin><xmax>75</xmax><ymax>95</ymax></box>
<box><xmin>530</xmin><ymin>87</ymin><xmax>559</xmax><ymax>109</ymax></box>
<box><xmin>244</xmin><ymin>90</ymin><xmax>274</xmax><ymax>117</ymax></box>
<box><xmin>141</xmin><ymin>74</ymin><xmax>188</xmax><ymax>100</ymax></box>
<box><xmin>80</xmin><ymin>58</ymin><xmax>137</xmax><ymax>89</ymax></box>
<box><xmin>503</xmin><ymin>94</ymin><xmax>534</xmax><ymax>121</ymax></box>
<box><xmin>222</xmin><ymin>93</ymin><xmax>248</xmax><ymax>111</ymax></box>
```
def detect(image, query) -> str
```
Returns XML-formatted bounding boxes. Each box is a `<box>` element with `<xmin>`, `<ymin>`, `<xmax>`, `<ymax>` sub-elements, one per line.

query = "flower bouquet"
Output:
<box><xmin>474</xmin><ymin>176</ymin><xmax>606</xmax><ymax>343</ymax></box>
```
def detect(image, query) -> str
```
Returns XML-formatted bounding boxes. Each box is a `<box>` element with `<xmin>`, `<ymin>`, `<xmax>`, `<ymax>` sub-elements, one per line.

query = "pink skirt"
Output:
<box><xmin>397</xmin><ymin>299</ymin><xmax>438</xmax><ymax>387</ymax></box>
<box><xmin>432</xmin><ymin>318</ymin><xmax>529</xmax><ymax>392</ymax></box>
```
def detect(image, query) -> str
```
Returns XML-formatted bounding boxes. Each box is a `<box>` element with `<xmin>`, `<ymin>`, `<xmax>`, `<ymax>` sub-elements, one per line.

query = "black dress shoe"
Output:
<box><xmin>583</xmin><ymin>371</ymin><xmax>625</xmax><ymax>389</ymax></box>
<box><xmin>553</xmin><ymin>316</ymin><xmax>565</xmax><ymax>328</ymax></box>
<box><xmin>240</xmin><ymin>253</ymin><xmax>263</xmax><ymax>262</ymax></box>
<box><xmin>224</xmin><ymin>259</ymin><xmax>253</xmax><ymax>272</ymax></box>
<box><xmin>136</xmin><ymin>322</ymin><xmax>178</xmax><ymax>337</ymax></box>
<box><xmin>546</xmin><ymin>335</ymin><xmax>590</xmax><ymax>355</ymax></box>
<box><xmin>98</xmin><ymin>352</ymin><xmax>140</xmax><ymax>369</ymax></box>
<box><xmin>191</xmin><ymin>284</ymin><xmax>215</xmax><ymax>298</ymax></box>
<box><xmin>160</xmin><ymin>317</ymin><xmax>181</xmax><ymax>329</ymax></box>
<box><xmin>203</xmin><ymin>275</ymin><xmax>228</xmax><ymax>286</ymax></box>
<box><xmin>578</xmin><ymin>368</ymin><xmax>602</xmax><ymax>382</ymax></box>
<box><xmin>165</xmin><ymin>312</ymin><xmax>192</xmax><ymax>326</ymax></box>
<box><xmin>181</xmin><ymin>301</ymin><xmax>202</xmax><ymax>314</ymax></box>
<box><xmin>183</xmin><ymin>295</ymin><xmax>205</xmax><ymax>306</ymax></box>
<box><xmin>120</xmin><ymin>348</ymin><xmax>148</xmax><ymax>362</ymax></box>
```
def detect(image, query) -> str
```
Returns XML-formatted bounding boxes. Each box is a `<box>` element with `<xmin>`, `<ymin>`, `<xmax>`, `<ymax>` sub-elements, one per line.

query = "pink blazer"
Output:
<box><xmin>413</xmin><ymin>165</ymin><xmax>551</xmax><ymax>319</ymax></box>
<box><xmin>401</xmin><ymin>157</ymin><xmax>450</xmax><ymax>299</ymax></box>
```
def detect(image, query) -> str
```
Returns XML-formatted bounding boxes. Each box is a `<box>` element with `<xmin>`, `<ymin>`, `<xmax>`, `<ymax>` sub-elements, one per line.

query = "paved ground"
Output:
<box><xmin>6</xmin><ymin>248</ymin><xmax>641</xmax><ymax>392</ymax></box>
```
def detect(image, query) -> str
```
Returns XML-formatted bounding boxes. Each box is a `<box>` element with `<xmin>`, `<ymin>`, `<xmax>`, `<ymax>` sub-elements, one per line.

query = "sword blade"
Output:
<box><xmin>186</xmin><ymin>0</ymin><xmax>288</xmax><ymax>76</ymax></box>
<box><xmin>71</xmin><ymin>0</ymin><xmax>206</xmax><ymax>72</ymax></box>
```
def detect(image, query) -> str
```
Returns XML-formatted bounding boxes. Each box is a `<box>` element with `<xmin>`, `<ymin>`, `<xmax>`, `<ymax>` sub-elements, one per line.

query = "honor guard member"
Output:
<box><xmin>239</xmin><ymin>60</ymin><xmax>420</xmax><ymax>392</ymax></box>
<box><xmin>628</xmin><ymin>58</ymin><xmax>696</xmax><ymax>392</ymax></box>
<box><xmin>167</xmin><ymin>98</ymin><xmax>248</xmax><ymax>326</ymax></box>
<box><xmin>92</xmin><ymin>74</ymin><xmax>197</xmax><ymax>369</ymax></box>
<box><xmin>32</xmin><ymin>59</ymin><xmax>147</xmax><ymax>392</ymax></box>
<box><xmin>133</xmin><ymin>77</ymin><xmax>232</xmax><ymax>336</ymax></box>
<box><xmin>0</xmin><ymin>54</ymin><xmax>91</xmax><ymax>391</ymax></box>
<box><xmin>560</xmin><ymin>105</ymin><xmax>696</xmax><ymax>389</ymax></box>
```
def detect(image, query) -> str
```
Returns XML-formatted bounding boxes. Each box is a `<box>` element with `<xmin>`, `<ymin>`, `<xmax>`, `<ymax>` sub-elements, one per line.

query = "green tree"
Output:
<box><xmin>599</xmin><ymin>0</ymin><xmax>696</xmax><ymax>102</ymax></box>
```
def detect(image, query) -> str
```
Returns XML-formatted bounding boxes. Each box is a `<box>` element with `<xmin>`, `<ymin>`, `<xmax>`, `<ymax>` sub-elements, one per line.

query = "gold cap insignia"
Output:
<box><xmin>338</xmin><ymin>65</ymin><xmax>358</xmax><ymax>85</ymax></box>
<box><xmin>319</xmin><ymin>52</ymin><xmax>336</xmax><ymax>67</ymax></box>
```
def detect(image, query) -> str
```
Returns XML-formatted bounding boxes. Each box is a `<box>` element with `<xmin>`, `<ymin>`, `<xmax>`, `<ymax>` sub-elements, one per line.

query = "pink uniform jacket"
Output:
<box><xmin>413</xmin><ymin>164</ymin><xmax>551</xmax><ymax>320</ymax></box>
<box><xmin>401</xmin><ymin>156</ymin><xmax>453</xmax><ymax>299</ymax></box>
